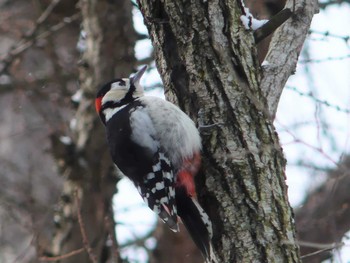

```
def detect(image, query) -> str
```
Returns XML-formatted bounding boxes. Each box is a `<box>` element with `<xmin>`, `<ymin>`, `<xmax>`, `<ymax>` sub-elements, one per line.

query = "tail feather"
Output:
<box><xmin>176</xmin><ymin>187</ymin><xmax>216</xmax><ymax>262</ymax></box>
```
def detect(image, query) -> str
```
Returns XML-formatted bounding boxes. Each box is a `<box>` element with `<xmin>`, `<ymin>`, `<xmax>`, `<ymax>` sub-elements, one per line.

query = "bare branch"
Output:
<box><xmin>260</xmin><ymin>0</ymin><xmax>319</xmax><ymax>118</ymax></box>
<box><xmin>36</xmin><ymin>0</ymin><xmax>61</xmax><ymax>25</ymax></box>
<box><xmin>39</xmin><ymin>248</ymin><xmax>85</xmax><ymax>262</ymax></box>
<box><xmin>286</xmin><ymin>86</ymin><xmax>350</xmax><ymax>114</ymax></box>
<box><xmin>319</xmin><ymin>0</ymin><xmax>350</xmax><ymax>9</ymax></box>
<box><xmin>0</xmin><ymin>13</ymin><xmax>80</xmax><ymax>75</ymax></box>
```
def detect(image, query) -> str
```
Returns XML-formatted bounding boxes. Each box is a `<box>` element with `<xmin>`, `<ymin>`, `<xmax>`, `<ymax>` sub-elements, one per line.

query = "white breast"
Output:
<box><xmin>136</xmin><ymin>96</ymin><xmax>202</xmax><ymax>168</ymax></box>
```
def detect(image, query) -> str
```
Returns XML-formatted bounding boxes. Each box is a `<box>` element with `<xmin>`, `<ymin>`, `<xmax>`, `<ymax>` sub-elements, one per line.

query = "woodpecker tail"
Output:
<box><xmin>176</xmin><ymin>186</ymin><xmax>217</xmax><ymax>263</ymax></box>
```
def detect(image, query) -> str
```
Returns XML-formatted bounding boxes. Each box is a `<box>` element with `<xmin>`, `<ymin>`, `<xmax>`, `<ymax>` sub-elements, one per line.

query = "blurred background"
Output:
<box><xmin>0</xmin><ymin>0</ymin><xmax>349</xmax><ymax>262</ymax></box>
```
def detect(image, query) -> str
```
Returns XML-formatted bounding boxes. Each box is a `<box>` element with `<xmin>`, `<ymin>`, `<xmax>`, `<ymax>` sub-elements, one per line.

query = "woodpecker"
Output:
<box><xmin>95</xmin><ymin>66</ymin><xmax>215</xmax><ymax>261</ymax></box>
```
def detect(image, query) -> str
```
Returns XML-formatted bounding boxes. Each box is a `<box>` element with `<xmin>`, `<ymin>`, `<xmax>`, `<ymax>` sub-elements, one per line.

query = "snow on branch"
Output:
<box><xmin>239</xmin><ymin>0</ymin><xmax>268</xmax><ymax>30</ymax></box>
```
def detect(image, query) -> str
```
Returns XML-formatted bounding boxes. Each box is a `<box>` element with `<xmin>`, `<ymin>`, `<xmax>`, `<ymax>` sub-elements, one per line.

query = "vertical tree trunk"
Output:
<box><xmin>295</xmin><ymin>156</ymin><xmax>350</xmax><ymax>263</ymax></box>
<box><xmin>49</xmin><ymin>1</ymin><xmax>136</xmax><ymax>262</ymax></box>
<box><xmin>137</xmin><ymin>0</ymin><xmax>316</xmax><ymax>261</ymax></box>
<box><xmin>151</xmin><ymin>224</ymin><xmax>203</xmax><ymax>263</ymax></box>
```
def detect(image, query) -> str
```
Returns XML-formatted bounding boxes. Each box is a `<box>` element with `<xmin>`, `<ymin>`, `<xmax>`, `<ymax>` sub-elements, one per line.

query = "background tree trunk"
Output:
<box><xmin>151</xmin><ymin>224</ymin><xmax>203</xmax><ymax>263</ymax></box>
<box><xmin>295</xmin><ymin>156</ymin><xmax>350</xmax><ymax>263</ymax></box>
<box><xmin>48</xmin><ymin>0</ymin><xmax>136</xmax><ymax>262</ymax></box>
<box><xmin>138</xmin><ymin>0</ymin><xmax>316</xmax><ymax>261</ymax></box>
<box><xmin>0</xmin><ymin>0</ymin><xmax>79</xmax><ymax>261</ymax></box>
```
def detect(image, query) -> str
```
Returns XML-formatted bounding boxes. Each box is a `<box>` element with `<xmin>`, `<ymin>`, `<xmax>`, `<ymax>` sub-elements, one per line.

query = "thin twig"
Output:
<box><xmin>1</xmin><ymin>12</ymin><xmax>80</xmax><ymax>74</ymax></box>
<box><xmin>105</xmin><ymin>214</ymin><xmax>121</xmax><ymax>262</ymax></box>
<box><xmin>300</xmin><ymin>242</ymin><xmax>344</xmax><ymax>259</ymax></box>
<box><xmin>283</xmin><ymin>239</ymin><xmax>344</xmax><ymax>259</ymax></box>
<box><xmin>39</xmin><ymin>248</ymin><xmax>85</xmax><ymax>262</ymax></box>
<box><xmin>74</xmin><ymin>189</ymin><xmax>98</xmax><ymax>263</ymax></box>
<box><xmin>36</xmin><ymin>0</ymin><xmax>61</xmax><ymax>25</ymax></box>
<box><xmin>286</xmin><ymin>86</ymin><xmax>350</xmax><ymax>114</ymax></box>
<box><xmin>5</xmin><ymin>13</ymin><xmax>80</xmax><ymax>59</ymax></box>
<box><xmin>296</xmin><ymin>240</ymin><xmax>344</xmax><ymax>249</ymax></box>
<box><xmin>1</xmin><ymin>0</ymin><xmax>62</xmax><ymax>70</ymax></box>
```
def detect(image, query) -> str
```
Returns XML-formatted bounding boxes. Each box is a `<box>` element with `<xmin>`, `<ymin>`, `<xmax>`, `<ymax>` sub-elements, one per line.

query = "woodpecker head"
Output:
<box><xmin>95</xmin><ymin>65</ymin><xmax>147</xmax><ymax>124</ymax></box>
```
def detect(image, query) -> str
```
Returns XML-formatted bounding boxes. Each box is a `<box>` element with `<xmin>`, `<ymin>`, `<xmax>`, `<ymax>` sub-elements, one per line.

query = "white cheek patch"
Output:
<box><xmin>102</xmin><ymin>89</ymin><xmax>126</xmax><ymax>105</ymax></box>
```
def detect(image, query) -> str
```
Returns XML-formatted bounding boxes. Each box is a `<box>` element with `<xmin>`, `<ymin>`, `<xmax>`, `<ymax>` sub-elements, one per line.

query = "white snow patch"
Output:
<box><xmin>262</xmin><ymin>60</ymin><xmax>270</xmax><ymax>66</ymax></box>
<box><xmin>70</xmin><ymin>118</ymin><xmax>77</xmax><ymax>130</ymax></box>
<box><xmin>251</xmin><ymin>18</ymin><xmax>268</xmax><ymax>30</ymax></box>
<box><xmin>59</xmin><ymin>136</ymin><xmax>72</xmax><ymax>145</ymax></box>
<box><xmin>71</xmin><ymin>89</ymin><xmax>83</xmax><ymax>103</ymax></box>
<box><xmin>240</xmin><ymin>1</ymin><xmax>268</xmax><ymax>30</ymax></box>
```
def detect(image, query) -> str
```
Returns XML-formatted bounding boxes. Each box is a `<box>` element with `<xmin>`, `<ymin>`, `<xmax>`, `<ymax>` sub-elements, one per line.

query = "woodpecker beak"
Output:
<box><xmin>130</xmin><ymin>65</ymin><xmax>147</xmax><ymax>85</ymax></box>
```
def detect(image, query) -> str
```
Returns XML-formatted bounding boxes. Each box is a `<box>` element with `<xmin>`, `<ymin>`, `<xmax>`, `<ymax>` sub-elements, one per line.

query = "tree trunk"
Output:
<box><xmin>295</xmin><ymin>156</ymin><xmax>350</xmax><ymax>263</ymax></box>
<box><xmin>137</xmin><ymin>0</ymin><xmax>317</xmax><ymax>261</ymax></box>
<box><xmin>151</xmin><ymin>223</ymin><xmax>203</xmax><ymax>263</ymax></box>
<box><xmin>49</xmin><ymin>0</ymin><xmax>136</xmax><ymax>262</ymax></box>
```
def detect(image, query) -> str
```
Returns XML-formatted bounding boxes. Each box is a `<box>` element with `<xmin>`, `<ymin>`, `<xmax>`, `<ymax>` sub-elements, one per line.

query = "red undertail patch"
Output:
<box><xmin>177</xmin><ymin>152</ymin><xmax>201</xmax><ymax>197</ymax></box>
<box><xmin>177</xmin><ymin>171</ymin><xmax>196</xmax><ymax>197</ymax></box>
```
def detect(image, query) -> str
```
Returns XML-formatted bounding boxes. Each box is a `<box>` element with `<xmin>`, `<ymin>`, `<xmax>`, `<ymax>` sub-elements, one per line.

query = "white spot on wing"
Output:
<box><xmin>169</xmin><ymin>186</ymin><xmax>175</xmax><ymax>197</ymax></box>
<box><xmin>160</xmin><ymin>197</ymin><xmax>168</xmax><ymax>204</ymax></box>
<box><xmin>155</xmin><ymin>182</ymin><xmax>165</xmax><ymax>190</ymax></box>
<box><xmin>152</xmin><ymin>162</ymin><xmax>161</xmax><ymax>172</ymax></box>
<box><xmin>164</xmin><ymin>172</ymin><xmax>173</xmax><ymax>181</ymax></box>
<box><xmin>159</xmin><ymin>153</ymin><xmax>171</xmax><ymax>165</ymax></box>
<box><xmin>146</xmin><ymin>173</ymin><xmax>155</xmax><ymax>180</ymax></box>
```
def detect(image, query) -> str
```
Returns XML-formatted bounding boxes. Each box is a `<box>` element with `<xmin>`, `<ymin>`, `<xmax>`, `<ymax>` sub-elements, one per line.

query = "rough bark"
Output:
<box><xmin>260</xmin><ymin>0</ymin><xmax>319</xmax><ymax>118</ymax></box>
<box><xmin>295</xmin><ymin>156</ymin><xmax>350</xmax><ymax>263</ymax></box>
<box><xmin>49</xmin><ymin>0</ymin><xmax>136</xmax><ymax>262</ymax></box>
<box><xmin>137</xmin><ymin>0</ymin><xmax>315</xmax><ymax>262</ymax></box>
<box><xmin>152</xmin><ymin>1</ymin><xmax>286</xmax><ymax>261</ymax></box>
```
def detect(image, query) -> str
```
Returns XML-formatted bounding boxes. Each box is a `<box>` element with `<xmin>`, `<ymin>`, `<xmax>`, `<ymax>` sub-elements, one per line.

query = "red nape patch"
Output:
<box><xmin>95</xmin><ymin>97</ymin><xmax>102</xmax><ymax>113</ymax></box>
<box><xmin>177</xmin><ymin>171</ymin><xmax>196</xmax><ymax>197</ymax></box>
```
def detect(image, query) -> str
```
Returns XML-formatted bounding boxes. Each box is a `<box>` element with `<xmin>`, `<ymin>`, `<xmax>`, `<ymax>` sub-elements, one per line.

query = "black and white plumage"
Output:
<box><xmin>95</xmin><ymin>66</ymin><xmax>215</xmax><ymax>261</ymax></box>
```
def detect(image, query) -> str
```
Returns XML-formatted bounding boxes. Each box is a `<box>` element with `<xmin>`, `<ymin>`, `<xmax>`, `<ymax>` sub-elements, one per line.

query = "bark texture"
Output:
<box><xmin>49</xmin><ymin>0</ymin><xmax>136</xmax><ymax>262</ymax></box>
<box><xmin>137</xmin><ymin>0</ymin><xmax>313</xmax><ymax>262</ymax></box>
<box><xmin>295</xmin><ymin>156</ymin><xmax>350</xmax><ymax>263</ymax></box>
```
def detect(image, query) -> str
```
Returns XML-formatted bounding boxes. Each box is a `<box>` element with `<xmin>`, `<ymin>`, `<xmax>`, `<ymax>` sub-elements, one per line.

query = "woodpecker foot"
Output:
<box><xmin>198</xmin><ymin>123</ymin><xmax>223</xmax><ymax>133</ymax></box>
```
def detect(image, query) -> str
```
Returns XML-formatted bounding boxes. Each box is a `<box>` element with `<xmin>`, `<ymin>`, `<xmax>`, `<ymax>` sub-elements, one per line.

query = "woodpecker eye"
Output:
<box><xmin>111</xmin><ymin>79</ymin><xmax>128</xmax><ymax>90</ymax></box>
